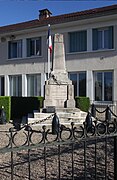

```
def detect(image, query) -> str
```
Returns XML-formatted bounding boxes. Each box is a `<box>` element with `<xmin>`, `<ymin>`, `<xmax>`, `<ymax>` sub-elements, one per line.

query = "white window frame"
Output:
<box><xmin>92</xmin><ymin>26</ymin><xmax>114</xmax><ymax>51</ymax></box>
<box><xmin>8</xmin><ymin>40</ymin><xmax>22</xmax><ymax>59</ymax></box>
<box><xmin>94</xmin><ymin>71</ymin><xmax>113</xmax><ymax>102</ymax></box>
<box><xmin>69</xmin><ymin>30</ymin><xmax>87</xmax><ymax>53</ymax></box>
<box><xmin>27</xmin><ymin>74</ymin><xmax>41</xmax><ymax>96</ymax></box>
<box><xmin>69</xmin><ymin>72</ymin><xmax>86</xmax><ymax>97</ymax></box>
<box><xmin>27</xmin><ymin>37</ymin><xmax>41</xmax><ymax>57</ymax></box>
<box><xmin>9</xmin><ymin>75</ymin><xmax>22</xmax><ymax>96</ymax></box>
<box><xmin>98</xmin><ymin>27</ymin><xmax>109</xmax><ymax>49</ymax></box>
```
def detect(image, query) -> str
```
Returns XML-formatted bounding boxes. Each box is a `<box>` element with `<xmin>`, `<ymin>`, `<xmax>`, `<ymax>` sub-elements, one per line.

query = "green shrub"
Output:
<box><xmin>36</xmin><ymin>96</ymin><xmax>44</xmax><ymax>108</ymax></box>
<box><xmin>75</xmin><ymin>96</ymin><xmax>90</xmax><ymax>112</ymax></box>
<box><xmin>11</xmin><ymin>96</ymin><xmax>44</xmax><ymax>120</ymax></box>
<box><xmin>0</xmin><ymin>96</ymin><xmax>11</xmax><ymax>122</ymax></box>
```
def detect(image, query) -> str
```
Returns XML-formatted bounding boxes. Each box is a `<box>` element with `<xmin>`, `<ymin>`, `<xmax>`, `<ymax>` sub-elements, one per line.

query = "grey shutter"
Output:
<box><xmin>27</xmin><ymin>39</ymin><xmax>30</xmax><ymax>57</ymax></box>
<box><xmin>109</xmin><ymin>26</ymin><xmax>113</xmax><ymax>49</ymax></box>
<box><xmin>92</xmin><ymin>29</ymin><xmax>98</xmax><ymax>50</ymax></box>
<box><xmin>8</xmin><ymin>42</ymin><xmax>11</xmax><ymax>59</ymax></box>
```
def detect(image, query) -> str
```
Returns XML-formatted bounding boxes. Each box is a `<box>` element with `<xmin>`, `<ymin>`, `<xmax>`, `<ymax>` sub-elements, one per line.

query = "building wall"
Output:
<box><xmin>0</xmin><ymin>11</ymin><xmax>117</xmax><ymax>103</ymax></box>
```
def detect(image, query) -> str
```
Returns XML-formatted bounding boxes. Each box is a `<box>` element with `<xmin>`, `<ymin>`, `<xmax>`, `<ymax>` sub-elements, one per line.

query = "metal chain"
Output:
<box><xmin>109</xmin><ymin>108</ymin><xmax>117</xmax><ymax>118</ymax></box>
<box><xmin>28</xmin><ymin>113</ymin><xmax>55</xmax><ymax>126</ymax></box>
<box><xmin>95</xmin><ymin>107</ymin><xmax>107</xmax><ymax>114</ymax></box>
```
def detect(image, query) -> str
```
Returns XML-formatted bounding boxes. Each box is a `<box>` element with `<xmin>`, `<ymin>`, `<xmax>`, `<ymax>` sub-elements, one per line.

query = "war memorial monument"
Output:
<box><xmin>44</xmin><ymin>33</ymin><xmax>75</xmax><ymax>110</ymax></box>
<box><xmin>28</xmin><ymin>33</ymin><xmax>87</xmax><ymax>125</ymax></box>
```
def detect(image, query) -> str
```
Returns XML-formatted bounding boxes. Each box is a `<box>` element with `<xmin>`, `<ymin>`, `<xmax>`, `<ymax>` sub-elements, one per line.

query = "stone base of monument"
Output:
<box><xmin>28</xmin><ymin>108</ymin><xmax>87</xmax><ymax>128</ymax></box>
<box><xmin>44</xmin><ymin>83</ymin><xmax>76</xmax><ymax>109</ymax></box>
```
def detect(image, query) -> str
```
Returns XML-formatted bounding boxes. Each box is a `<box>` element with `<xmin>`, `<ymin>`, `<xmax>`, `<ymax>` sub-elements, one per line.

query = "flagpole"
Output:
<box><xmin>47</xmin><ymin>24</ymin><xmax>52</xmax><ymax>79</ymax></box>
<box><xmin>48</xmin><ymin>47</ymin><xmax>50</xmax><ymax>79</ymax></box>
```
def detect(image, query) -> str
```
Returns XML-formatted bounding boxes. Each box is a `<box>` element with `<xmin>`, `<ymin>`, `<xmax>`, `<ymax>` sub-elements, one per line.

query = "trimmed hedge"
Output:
<box><xmin>11</xmin><ymin>96</ymin><xmax>44</xmax><ymax>120</ymax></box>
<box><xmin>36</xmin><ymin>96</ymin><xmax>44</xmax><ymax>108</ymax></box>
<box><xmin>0</xmin><ymin>96</ymin><xmax>90</xmax><ymax>121</ymax></box>
<box><xmin>75</xmin><ymin>96</ymin><xmax>90</xmax><ymax>112</ymax></box>
<box><xmin>0</xmin><ymin>96</ymin><xmax>11</xmax><ymax>122</ymax></box>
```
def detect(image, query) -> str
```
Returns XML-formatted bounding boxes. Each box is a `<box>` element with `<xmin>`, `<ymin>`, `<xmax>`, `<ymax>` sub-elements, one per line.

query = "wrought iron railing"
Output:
<box><xmin>91</xmin><ymin>101</ymin><xmax>117</xmax><ymax>119</ymax></box>
<box><xmin>0</xmin><ymin>109</ymin><xmax>116</xmax><ymax>180</ymax></box>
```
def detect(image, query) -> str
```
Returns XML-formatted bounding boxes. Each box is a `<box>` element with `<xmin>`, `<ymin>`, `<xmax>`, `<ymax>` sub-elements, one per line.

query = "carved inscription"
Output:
<box><xmin>51</xmin><ymin>85</ymin><xmax>67</xmax><ymax>99</ymax></box>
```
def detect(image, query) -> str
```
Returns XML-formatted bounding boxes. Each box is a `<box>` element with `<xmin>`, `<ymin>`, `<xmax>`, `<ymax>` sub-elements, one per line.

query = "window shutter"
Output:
<box><xmin>18</xmin><ymin>40</ymin><xmax>22</xmax><ymax>58</ymax></box>
<box><xmin>109</xmin><ymin>26</ymin><xmax>113</xmax><ymax>49</ymax></box>
<box><xmin>81</xmin><ymin>31</ymin><xmax>87</xmax><ymax>51</ymax></box>
<box><xmin>69</xmin><ymin>33</ymin><xmax>75</xmax><ymax>52</ymax></box>
<box><xmin>69</xmin><ymin>31</ymin><xmax>87</xmax><ymax>52</ymax></box>
<box><xmin>92</xmin><ymin>29</ymin><xmax>98</xmax><ymax>50</ymax></box>
<box><xmin>8</xmin><ymin>42</ymin><xmax>11</xmax><ymax>59</ymax></box>
<box><xmin>27</xmin><ymin>39</ymin><xmax>30</xmax><ymax>57</ymax></box>
<box><xmin>39</xmin><ymin>37</ymin><xmax>41</xmax><ymax>56</ymax></box>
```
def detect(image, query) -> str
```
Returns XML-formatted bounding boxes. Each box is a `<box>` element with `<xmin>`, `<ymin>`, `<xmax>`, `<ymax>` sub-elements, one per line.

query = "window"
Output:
<box><xmin>9</xmin><ymin>75</ymin><xmax>22</xmax><ymax>96</ymax></box>
<box><xmin>0</xmin><ymin>76</ymin><xmax>4</xmax><ymax>96</ymax></box>
<box><xmin>92</xmin><ymin>26</ymin><xmax>113</xmax><ymax>50</ymax></box>
<box><xmin>69</xmin><ymin>30</ymin><xmax>87</xmax><ymax>53</ymax></box>
<box><xmin>8</xmin><ymin>40</ymin><xmax>22</xmax><ymax>59</ymax></box>
<box><xmin>69</xmin><ymin>72</ymin><xmax>86</xmax><ymax>97</ymax></box>
<box><xmin>27</xmin><ymin>74</ymin><xmax>41</xmax><ymax>96</ymax></box>
<box><xmin>94</xmin><ymin>71</ymin><xmax>113</xmax><ymax>101</ymax></box>
<box><xmin>27</xmin><ymin>37</ymin><xmax>41</xmax><ymax>57</ymax></box>
<box><xmin>69</xmin><ymin>73</ymin><xmax>77</xmax><ymax>97</ymax></box>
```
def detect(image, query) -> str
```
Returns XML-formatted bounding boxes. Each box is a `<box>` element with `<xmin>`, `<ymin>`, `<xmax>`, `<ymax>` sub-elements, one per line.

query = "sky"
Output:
<box><xmin>0</xmin><ymin>0</ymin><xmax>117</xmax><ymax>27</ymax></box>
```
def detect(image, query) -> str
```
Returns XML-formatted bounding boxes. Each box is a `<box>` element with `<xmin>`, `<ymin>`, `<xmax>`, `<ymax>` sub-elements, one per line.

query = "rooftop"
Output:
<box><xmin>0</xmin><ymin>4</ymin><xmax>117</xmax><ymax>34</ymax></box>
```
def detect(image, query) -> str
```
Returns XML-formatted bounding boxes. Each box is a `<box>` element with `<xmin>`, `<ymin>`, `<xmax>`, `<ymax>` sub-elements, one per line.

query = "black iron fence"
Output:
<box><xmin>91</xmin><ymin>101</ymin><xmax>117</xmax><ymax>119</ymax></box>
<box><xmin>0</xmin><ymin>107</ymin><xmax>117</xmax><ymax>179</ymax></box>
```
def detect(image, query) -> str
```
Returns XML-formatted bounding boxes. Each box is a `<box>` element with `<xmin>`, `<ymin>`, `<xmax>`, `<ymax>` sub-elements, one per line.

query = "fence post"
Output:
<box><xmin>9</xmin><ymin>128</ymin><xmax>14</xmax><ymax>180</ymax></box>
<box><xmin>105</xmin><ymin>106</ymin><xmax>111</xmax><ymax>121</ymax></box>
<box><xmin>91</xmin><ymin>104</ymin><xmax>96</xmax><ymax>118</ymax></box>
<box><xmin>114</xmin><ymin>136</ymin><xmax>117</xmax><ymax>180</ymax></box>
<box><xmin>85</xmin><ymin>112</ymin><xmax>92</xmax><ymax>132</ymax></box>
<box><xmin>52</xmin><ymin>113</ymin><xmax>60</xmax><ymax>135</ymax></box>
<box><xmin>25</xmin><ymin>125</ymin><xmax>32</xmax><ymax>180</ymax></box>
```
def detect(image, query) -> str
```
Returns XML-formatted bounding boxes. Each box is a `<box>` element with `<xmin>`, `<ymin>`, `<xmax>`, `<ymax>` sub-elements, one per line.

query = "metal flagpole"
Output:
<box><xmin>47</xmin><ymin>24</ymin><xmax>52</xmax><ymax>79</ymax></box>
<box><xmin>48</xmin><ymin>47</ymin><xmax>50</xmax><ymax>79</ymax></box>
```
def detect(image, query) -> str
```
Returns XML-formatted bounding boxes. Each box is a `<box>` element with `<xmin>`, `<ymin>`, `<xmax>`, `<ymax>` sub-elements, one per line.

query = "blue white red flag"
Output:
<box><xmin>47</xmin><ymin>24</ymin><xmax>52</xmax><ymax>53</ymax></box>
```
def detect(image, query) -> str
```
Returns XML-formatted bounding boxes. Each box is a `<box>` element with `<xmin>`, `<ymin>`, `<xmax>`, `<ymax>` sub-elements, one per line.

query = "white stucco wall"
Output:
<box><xmin>0</xmin><ymin>11</ymin><xmax>117</xmax><ymax>101</ymax></box>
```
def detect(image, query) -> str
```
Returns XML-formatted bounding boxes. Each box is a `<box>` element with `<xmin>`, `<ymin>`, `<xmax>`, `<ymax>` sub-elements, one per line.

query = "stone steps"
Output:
<box><xmin>28</xmin><ymin>109</ymin><xmax>87</xmax><ymax>127</ymax></box>
<box><xmin>28</xmin><ymin>117</ymin><xmax>85</xmax><ymax>124</ymax></box>
<box><xmin>34</xmin><ymin>112</ymin><xmax>54</xmax><ymax>119</ymax></box>
<box><xmin>34</xmin><ymin>110</ymin><xmax>86</xmax><ymax>119</ymax></box>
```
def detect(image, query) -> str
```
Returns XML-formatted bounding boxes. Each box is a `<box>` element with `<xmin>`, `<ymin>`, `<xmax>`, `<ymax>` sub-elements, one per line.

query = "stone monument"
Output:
<box><xmin>44</xmin><ymin>34</ymin><xmax>75</xmax><ymax>109</ymax></box>
<box><xmin>28</xmin><ymin>34</ymin><xmax>87</xmax><ymax>125</ymax></box>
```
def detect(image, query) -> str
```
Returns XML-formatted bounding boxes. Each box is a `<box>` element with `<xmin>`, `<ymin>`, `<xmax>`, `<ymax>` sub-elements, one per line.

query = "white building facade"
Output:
<box><xmin>0</xmin><ymin>5</ymin><xmax>117</xmax><ymax>105</ymax></box>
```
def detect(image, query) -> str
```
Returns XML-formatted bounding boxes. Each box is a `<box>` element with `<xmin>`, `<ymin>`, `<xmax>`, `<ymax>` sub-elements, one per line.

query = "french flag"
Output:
<box><xmin>47</xmin><ymin>24</ymin><xmax>52</xmax><ymax>53</ymax></box>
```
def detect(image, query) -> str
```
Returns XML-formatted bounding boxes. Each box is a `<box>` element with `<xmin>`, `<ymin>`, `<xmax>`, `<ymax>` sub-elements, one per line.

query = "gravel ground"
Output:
<box><xmin>0</xmin><ymin>123</ymin><xmax>115</xmax><ymax>180</ymax></box>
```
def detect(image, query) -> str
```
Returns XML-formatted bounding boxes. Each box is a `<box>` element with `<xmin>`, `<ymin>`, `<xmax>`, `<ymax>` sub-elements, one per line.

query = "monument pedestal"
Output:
<box><xmin>44</xmin><ymin>83</ymin><xmax>75</xmax><ymax>109</ymax></box>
